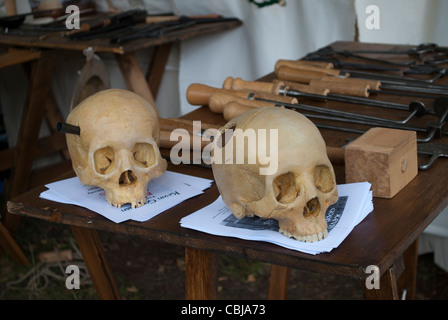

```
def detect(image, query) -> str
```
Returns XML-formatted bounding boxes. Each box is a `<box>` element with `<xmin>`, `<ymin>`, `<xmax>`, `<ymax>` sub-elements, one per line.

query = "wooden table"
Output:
<box><xmin>0</xmin><ymin>15</ymin><xmax>241</xmax><ymax>263</ymax></box>
<box><xmin>0</xmin><ymin>16</ymin><xmax>242</xmax><ymax>104</ymax></box>
<box><xmin>7</xmin><ymin>41</ymin><xmax>448</xmax><ymax>300</ymax></box>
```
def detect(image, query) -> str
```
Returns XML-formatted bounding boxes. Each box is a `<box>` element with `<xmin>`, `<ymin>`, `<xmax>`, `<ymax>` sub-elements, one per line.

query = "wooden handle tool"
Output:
<box><xmin>313</xmin><ymin>76</ymin><xmax>381</xmax><ymax>91</ymax></box>
<box><xmin>271</xmin><ymin>79</ymin><xmax>329</xmax><ymax>96</ymax></box>
<box><xmin>276</xmin><ymin>65</ymin><xmax>352</xmax><ymax>84</ymax></box>
<box><xmin>222</xmin><ymin>77</ymin><xmax>284</xmax><ymax>94</ymax></box>
<box><xmin>276</xmin><ymin>65</ymin><xmax>381</xmax><ymax>96</ymax></box>
<box><xmin>158</xmin><ymin>118</ymin><xmax>220</xmax><ymax>135</ymax></box>
<box><xmin>187</xmin><ymin>83</ymin><xmax>295</xmax><ymax>106</ymax></box>
<box><xmin>209</xmin><ymin>92</ymin><xmax>277</xmax><ymax>113</ymax></box>
<box><xmin>187</xmin><ymin>83</ymin><xmax>249</xmax><ymax>106</ymax></box>
<box><xmin>145</xmin><ymin>13</ymin><xmax>222</xmax><ymax>24</ymax></box>
<box><xmin>159</xmin><ymin>130</ymin><xmax>210</xmax><ymax>150</ymax></box>
<box><xmin>276</xmin><ymin>66</ymin><xmax>331</xmax><ymax>84</ymax></box>
<box><xmin>65</xmin><ymin>18</ymin><xmax>112</xmax><ymax>36</ymax></box>
<box><xmin>275</xmin><ymin>62</ymin><xmax>341</xmax><ymax>76</ymax></box>
<box><xmin>5</xmin><ymin>0</ymin><xmax>17</xmax><ymax>16</ymax></box>
<box><xmin>222</xmin><ymin>102</ymin><xmax>257</xmax><ymax>121</ymax></box>
<box><xmin>274</xmin><ymin>59</ymin><xmax>334</xmax><ymax>71</ymax></box>
<box><xmin>309</xmin><ymin>79</ymin><xmax>371</xmax><ymax>97</ymax></box>
<box><xmin>160</xmin><ymin>102</ymin><xmax>345</xmax><ymax>166</ymax></box>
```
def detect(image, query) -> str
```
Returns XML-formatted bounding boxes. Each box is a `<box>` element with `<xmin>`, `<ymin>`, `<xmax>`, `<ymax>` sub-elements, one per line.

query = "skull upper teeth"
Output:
<box><xmin>279</xmin><ymin>228</ymin><xmax>328</xmax><ymax>243</ymax></box>
<box><xmin>108</xmin><ymin>200</ymin><xmax>122</xmax><ymax>208</ymax></box>
<box><xmin>131</xmin><ymin>200</ymin><xmax>145</xmax><ymax>209</ymax></box>
<box><xmin>107</xmin><ymin>198</ymin><xmax>146</xmax><ymax>209</ymax></box>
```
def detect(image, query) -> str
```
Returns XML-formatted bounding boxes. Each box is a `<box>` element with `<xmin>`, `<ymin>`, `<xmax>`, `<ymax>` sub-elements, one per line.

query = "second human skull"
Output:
<box><xmin>65</xmin><ymin>89</ymin><xmax>167</xmax><ymax>209</ymax></box>
<box><xmin>211</xmin><ymin>107</ymin><xmax>338</xmax><ymax>242</ymax></box>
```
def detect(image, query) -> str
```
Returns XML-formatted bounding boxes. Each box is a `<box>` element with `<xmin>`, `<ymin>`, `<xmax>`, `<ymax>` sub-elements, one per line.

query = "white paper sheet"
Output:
<box><xmin>180</xmin><ymin>182</ymin><xmax>373</xmax><ymax>255</ymax></box>
<box><xmin>40</xmin><ymin>171</ymin><xmax>212</xmax><ymax>223</ymax></box>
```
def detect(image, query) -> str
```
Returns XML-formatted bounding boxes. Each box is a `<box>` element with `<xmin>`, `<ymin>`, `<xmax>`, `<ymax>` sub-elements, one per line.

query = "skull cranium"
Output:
<box><xmin>65</xmin><ymin>89</ymin><xmax>167</xmax><ymax>209</ymax></box>
<box><xmin>211</xmin><ymin>107</ymin><xmax>338</xmax><ymax>242</ymax></box>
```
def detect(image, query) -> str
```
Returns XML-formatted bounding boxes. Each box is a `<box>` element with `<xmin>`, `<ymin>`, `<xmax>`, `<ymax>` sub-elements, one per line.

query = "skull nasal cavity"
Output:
<box><xmin>119</xmin><ymin>170</ymin><xmax>137</xmax><ymax>186</ymax></box>
<box><xmin>303</xmin><ymin>197</ymin><xmax>321</xmax><ymax>218</ymax></box>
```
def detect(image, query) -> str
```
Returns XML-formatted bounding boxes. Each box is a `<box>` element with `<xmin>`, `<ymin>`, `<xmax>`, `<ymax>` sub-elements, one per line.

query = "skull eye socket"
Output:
<box><xmin>94</xmin><ymin>147</ymin><xmax>115</xmax><ymax>174</ymax></box>
<box><xmin>313</xmin><ymin>165</ymin><xmax>335</xmax><ymax>193</ymax></box>
<box><xmin>273</xmin><ymin>172</ymin><xmax>300</xmax><ymax>204</ymax></box>
<box><xmin>133</xmin><ymin>143</ymin><xmax>156</xmax><ymax>168</ymax></box>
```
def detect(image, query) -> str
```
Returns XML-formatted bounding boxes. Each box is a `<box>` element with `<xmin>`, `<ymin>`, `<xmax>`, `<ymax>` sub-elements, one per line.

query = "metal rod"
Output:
<box><xmin>265</xmin><ymin>97</ymin><xmax>417</xmax><ymax>124</ymax></box>
<box><xmin>309</xmin><ymin>98</ymin><xmax>448</xmax><ymax>143</ymax></box>
<box><xmin>368</xmin><ymin>89</ymin><xmax>440</xmax><ymax>101</ymax></box>
<box><xmin>376</xmin><ymin>83</ymin><xmax>448</xmax><ymax>96</ymax></box>
<box><xmin>252</xmin><ymin>96</ymin><xmax>448</xmax><ymax>142</ymax></box>
<box><xmin>303</xmin><ymin>112</ymin><xmax>438</xmax><ymax>143</ymax></box>
<box><xmin>303</xmin><ymin>113</ymin><xmax>427</xmax><ymax>133</ymax></box>
<box><xmin>57</xmin><ymin>122</ymin><xmax>80</xmax><ymax>135</ymax></box>
<box><xmin>278</xmin><ymin>85</ymin><xmax>428</xmax><ymax>113</ymax></box>
<box><xmin>273</xmin><ymin>89</ymin><xmax>425</xmax><ymax>124</ymax></box>
<box><xmin>341</xmin><ymin>69</ymin><xmax>448</xmax><ymax>87</ymax></box>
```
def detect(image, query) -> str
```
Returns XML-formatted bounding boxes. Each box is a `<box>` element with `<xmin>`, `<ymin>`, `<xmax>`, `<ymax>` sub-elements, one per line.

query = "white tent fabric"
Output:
<box><xmin>175</xmin><ymin>0</ymin><xmax>356</xmax><ymax>115</ymax></box>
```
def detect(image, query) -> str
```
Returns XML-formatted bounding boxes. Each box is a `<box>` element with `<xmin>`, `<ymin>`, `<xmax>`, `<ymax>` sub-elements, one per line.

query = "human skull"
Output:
<box><xmin>65</xmin><ymin>89</ymin><xmax>167</xmax><ymax>208</ymax></box>
<box><xmin>211</xmin><ymin>107</ymin><xmax>338</xmax><ymax>242</ymax></box>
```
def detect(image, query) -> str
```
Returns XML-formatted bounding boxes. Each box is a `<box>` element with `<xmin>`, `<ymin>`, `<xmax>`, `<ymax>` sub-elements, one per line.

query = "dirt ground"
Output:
<box><xmin>1</xmin><ymin>218</ymin><xmax>447</xmax><ymax>300</ymax></box>
<box><xmin>101</xmin><ymin>231</ymin><xmax>448</xmax><ymax>300</ymax></box>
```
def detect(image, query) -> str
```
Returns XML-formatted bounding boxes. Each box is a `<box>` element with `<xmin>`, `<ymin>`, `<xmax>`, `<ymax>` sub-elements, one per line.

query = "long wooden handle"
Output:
<box><xmin>222</xmin><ymin>102</ymin><xmax>255</xmax><ymax>121</ymax></box>
<box><xmin>278</xmin><ymin>67</ymin><xmax>373</xmax><ymax>97</ymax></box>
<box><xmin>158</xmin><ymin>117</ymin><xmax>220</xmax><ymax>134</ymax></box>
<box><xmin>315</xmin><ymin>76</ymin><xmax>381</xmax><ymax>91</ymax></box>
<box><xmin>209</xmin><ymin>92</ymin><xmax>274</xmax><ymax>113</ymax></box>
<box><xmin>309</xmin><ymin>79</ymin><xmax>370</xmax><ymax>97</ymax></box>
<box><xmin>276</xmin><ymin>65</ymin><xmax>345</xmax><ymax>83</ymax></box>
<box><xmin>163</xmin><ymin>117</ymin><xmax>220</xmax><ymax>131</ymax></box>
<box><xmin>272</xmin><ymin>79</ymin><xmax>329</xmax><ymax>96</ymax></box>
<box><xmin>65</xmin><ymin>18</ymin><xmax>112</xmax><ymax>36</ymax></box>
<box><xmin>5</xmin><ymin>0</ymin><xmax>17</xmax><ymax>16</ymax></box>
<box><xmin>276</xmin><ymin>66</ymin><xmax>381</xmax><ymax>90</ymax></box>
<box><xmin>275</xmin><ymin>62</ymin><xmax>341</xmax><ymax>76</ymax></box>
<box><xmin>187</xmin><ymin>83</ymin><xmax>295</xmax><ymax>106</ymax></box>
<box><xmin>145</xmin><ymin>14</ymin><xmax>222</xmax><ymax>24</ymax></box>
<box><xmin>222</xmin><ymin>77</ymin><xmax>283</xmax><ymax>94</ymax></box>
<box><xmin>145</xmin><ymin>15</ymin><xmax>179</xmax><ymax>24</ymax></box>
<box><xmin>160</xmin><ymin>126</ymin><xmax>345</xmax><ymax>164</ymax></box>
<box><xmin>159</xmin><ymin>130</ymin><xmax>210</xmax><ymax>150</ymax></box>
<box><xmin>275</xmin><ymin>59</ymin><xmax>334</xmax><ymax>70</ymax></box>
<box><xmin>187</xmin><ymin>83</ymin><xmax>249</xmax><ymax>105</ymax></box>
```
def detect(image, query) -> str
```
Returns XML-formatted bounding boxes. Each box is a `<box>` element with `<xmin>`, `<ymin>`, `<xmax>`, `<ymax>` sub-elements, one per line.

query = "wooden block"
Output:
<box><xmin>345</xmin><ymin>128</ymin><xmax>418</xmax><ymax>198</ymax></box>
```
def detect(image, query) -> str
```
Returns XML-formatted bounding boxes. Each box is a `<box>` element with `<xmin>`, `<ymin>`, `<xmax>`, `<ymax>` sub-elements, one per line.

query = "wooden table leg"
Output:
<box><xmin>2</xmin><ymin>51</ymin><xmax>57</xmax><ymax>232</ymax></box>
<box><xmin>268</xmin><ymin>264</ymin><xmax>289</xmax><ymax>299</ymax></box>
<box><xmin>0</xmin><ymin>221</ymin><xmax>29</xmax><ymax>265</ymax></box>
<box><xmin>0</xmin><ymin>51</ymin><xmax>56</xmax><ymax>265</ymax></box>
<box><xmin>363</xmin><ymin>264</ymin><xmax>401</xmax><ymax>300</ymax></box>
<box><xmin>115</xmin><ymin>52</ymin><xmax>157</xmax><ymax>110</ymax></box>
<box><xmin>185</xmin><ymin>247</ymin><xmax>218</xmax><ymax>299</ymax></box>
<box><xmin>363</xmin><ymin>240</ymin><xmax>418</xmax><ymax>300</ymax></box>
<box><xmin>397</xmin><ymin>239</ymin><xmax>419</xmax><ymax>299</ymax></box>
<box><xmin>147</xmin><ymin>43</ymin><xmax>172</xmax><ymax>100</ymax></box>
<box><xmin>71</xmin><ymin>226</ymin><xmax>121</xmax><ymax>300</ymax></box>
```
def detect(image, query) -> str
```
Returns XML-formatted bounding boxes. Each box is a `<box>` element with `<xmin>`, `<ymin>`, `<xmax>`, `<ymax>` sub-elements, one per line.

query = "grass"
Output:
<box><xmin>0</xmin><ymin>219</ymin><xmax>98</xmax><ymax>300</ymax></box>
